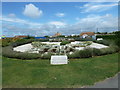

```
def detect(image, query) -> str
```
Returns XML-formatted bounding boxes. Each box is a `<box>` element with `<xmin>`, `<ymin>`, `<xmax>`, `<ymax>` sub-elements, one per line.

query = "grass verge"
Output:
<box><xmin>2</xmin><ymin>53</ymin><xmax>119</xmax><ymax>88</ymax></box>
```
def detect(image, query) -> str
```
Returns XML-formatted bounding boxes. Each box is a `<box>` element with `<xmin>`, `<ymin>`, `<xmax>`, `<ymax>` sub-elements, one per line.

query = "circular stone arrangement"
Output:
<box><xmin>13</xmin><ymin>41</ymin><xmax>108</xmax><ymax>55</ymax></box>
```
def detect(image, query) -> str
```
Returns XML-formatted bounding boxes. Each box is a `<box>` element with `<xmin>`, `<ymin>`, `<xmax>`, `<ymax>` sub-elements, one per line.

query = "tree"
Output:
<box><xmin>115</xmin><ymin>31</ymin><xmax>120</xmax><ymax>48</ymax></box>
<box><xmin>24</xmin><ymin>35</ymin><xmax>35</xmax><ymax>39</ymax></box>
<box><xmin>44</xmin><ymin>36</ymin><xmax>49</xmax><ymax>38</ymax></box>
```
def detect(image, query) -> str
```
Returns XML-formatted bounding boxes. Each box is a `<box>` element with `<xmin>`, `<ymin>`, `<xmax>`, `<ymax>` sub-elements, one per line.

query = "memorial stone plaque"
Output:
<box><xmin>50</xmin><ymin>55</ymin><xmax>68</xmax><ymax>65</ymax></box>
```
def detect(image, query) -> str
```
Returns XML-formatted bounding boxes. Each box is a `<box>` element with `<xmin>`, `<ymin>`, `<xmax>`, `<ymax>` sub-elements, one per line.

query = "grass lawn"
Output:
<box><xmin>2</xmin><ymin>53</ymin><xmax>119</xmax><ymax>88</ymax></box>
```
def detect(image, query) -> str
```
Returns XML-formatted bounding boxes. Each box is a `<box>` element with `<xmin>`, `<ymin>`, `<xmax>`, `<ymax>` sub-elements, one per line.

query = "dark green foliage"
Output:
<box><xmin>24</xmin><ymin>35</ymin><xmax>35</xmax><ymax>39</ymax></box>
<box><xmin>41</xmin><ymin>53</ymin><xmax>52</xmax><ymax>59</ymax></box>
<box><xmin>68</xmin><ymin>51</ymin><xmax>80</xmax><ymax>59</ymax></box>
<box><xmin>68</xmin><ymin>48</ymin><xmax>92</xmax><ymax>59</ymax></box>
<box><xmin>79</xmin><ymin>48</ymin><xmax>92</xmax><ymax>58</ymax></box>
<box><xmin>60</xmin><ymin>40</ymin><xmax>70</xmax><ymax>45</ymax></box>
<box><xmin>57</xmin><ymin>35</ymin><xmax>65</xmax><ymax>37</ymax></box>
<box><xmin>95</xmin><ymin>31</ymin><xmax>120</xmax><ymax>47</ymax></box>
<box><xmin>2</xmin><ymin>38</ymin><xmax>13</xmax><ymax>47</ymax></box>
<box><xmin>114</xmin><ymin>31</ymin><xmax>120</xmax><ymax>48</ymax></box>
<box><xmin>44</xmin><ymin>36</ymin><xmax>49</xmax><ymax>38</ymax></box>
<box><xmin>11</xmin><ymin>39</ymin><xmax>35</xmax><ymax>47</ymax></box>
<box><xmin>96</xmin><ymin>35</ymin><xmax>117</xmax><ymax>40</ymax></box>
<box><xmin>100</xmin><ymin>45</ymin><xmax>119</xmax><ymax>55</ymax></box>
<box><xmin>92</xmin><ymin>48</ymin><xmax>102</xmax><ymax>56</ymax></box>
<box><xmin>93</xmin><ymin>40</ymin><xmax>111</xmax><ymax>46</ymax></box>
<box><xmin>68</xmin><ymin>44</ymin><xmax>119</xmax><ymax>59</ymax></box>
<box><xmin>75</xmin><ymin>38</ymin><xmax>94</xmax><ymax>41</ymax></box>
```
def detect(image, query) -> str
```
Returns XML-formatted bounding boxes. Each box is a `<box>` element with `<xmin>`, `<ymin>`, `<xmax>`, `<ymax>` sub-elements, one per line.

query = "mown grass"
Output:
<box><xmin>2</xmin><ymin>53</ymin><xmax>119</xmax><ymax>88</ymax></box>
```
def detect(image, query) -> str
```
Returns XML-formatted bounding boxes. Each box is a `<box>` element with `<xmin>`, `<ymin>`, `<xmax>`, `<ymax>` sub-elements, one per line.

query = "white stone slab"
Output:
<box><xmin>97</xmin><ymin>38</ymin><xmax>103</xmax><ymax>41</ymax></box>
<box><xmin>50</xmin><ymin>55</ymin><xmax>68</xmax><ymax>65</ymax></box>
<box><xmin>41</xmin><ymin>42</ymin><xmax>61</xmax><ymax>45</ymax></box>
<box><xmin>13</xmin><ymin>43</ymin><xmax>33</xmax><ymax>52</ymax></box>
<box><xmin>88</xmin><ymin>42</ymin><xmax>108</xmax><ymax>49</ymax></box>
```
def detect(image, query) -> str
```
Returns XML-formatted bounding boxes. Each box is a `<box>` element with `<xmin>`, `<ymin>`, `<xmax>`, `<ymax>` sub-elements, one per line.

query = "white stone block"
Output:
<box><xmin>50</xmin><ymin>55</ymin><xmax>68</xmax><ymax>65</ymax></box>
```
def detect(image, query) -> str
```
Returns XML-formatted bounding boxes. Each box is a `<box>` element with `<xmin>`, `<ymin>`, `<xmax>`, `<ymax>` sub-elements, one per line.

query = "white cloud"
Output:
<box><xmin>74</xmin><ymin>14</ymin><xmax>118</xmax><ymax>32</ymax></box>
<box><xmin>1</xmin><ymin>16</ymin><xmax>42</xmax><ymax>28</ymax></box>
<box><xmin>23</xmin><ymin>3</ymin><xmax>43</xmax><ymax>18</ymax></box>
<box><xmin>79</xmin><ymin>2</ymin><xmax>118</xmax><ymax>13</ymax></box>
<box><xmin>48</xmin><ymin>21</ymin><xmax>66</xmax><ymax>27</ymax></box>
<box><xmin>2</xmin><ymin>14</ymin><xmax>118</xmax><ymax>37</ymax></box>
<box><xmin>55</xmin><ymin>13</ymin><xmax>65</xmax><ymax>17</ymax></box>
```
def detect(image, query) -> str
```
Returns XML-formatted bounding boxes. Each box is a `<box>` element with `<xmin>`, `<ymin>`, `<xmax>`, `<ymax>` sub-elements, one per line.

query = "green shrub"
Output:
<box><xmin>24</xmin><ymin>35</ymin><xmax>35</xmax><ymax>39</ymax></box>
<box><xmin>60</xmin><ymin>41</ymin><xmax>70</xmax><ymax>45</ymax></box>
<box><xmin>68</xmin><ymin>48</ymin><xmax>92</xmax><ymax>59</ymax></box>
<box><xmin>11</xmin><ymin>39</ymin><xmax>35</xmax><ymax>47</ymax></box>
<box><xmin>92</xmin><ymin>48</ymin><xmax>102</xmax><ymax>56</ymax></box>
<box><xmin>68</xmin><ymin>51</ymin><xmax>80</xmax><ymax>59</ymax></box>
<box><xmin>2</xmin><ymin>38</ymin><xmax>13</xmax><ymax>47</ymax></box>
<box><xmin>93</xmin><ymin>40</ymin><xmax>110</xmax><ymax>46</ymax></box>
<box><xmin>41</xmin><ymin>53</ymin><xmax>52</xmax><ymax>59</ymax></box>
<box><xmin>79</xmin><ymin>48</ymin><xmax>92</xmax><ymax>58</ymax></box>
<box><xmin>99</xmin><ymin>44</ymin><xmax>119</xmax><ymax>55</ymax></box>
<box><xmin>96</xmin><ymin>35</ymin><xmax>116</xmax><ymax>40</ymax></box>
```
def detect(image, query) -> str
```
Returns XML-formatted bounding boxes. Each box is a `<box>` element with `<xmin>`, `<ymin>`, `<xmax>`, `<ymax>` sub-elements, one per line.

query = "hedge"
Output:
<box><xmin>93</xmin><ymin>40</ymin><xmax>113</xmax><ymax>46</ymax></box>
<box><xmin>2</xmin><ymin>46</ymin><xmax>41</xmax><ymax>60</ymax></box>
<box><xmin>60</xmin><ymin>41</ymin><xmax>70</xmax><ymax>45</ymax></box>
<box><xmin>2</xmin><ymin>37</ymin><xmax>120</xmax><ymax>60</ymax></box>
<box><xmin>2</xmin><ymin>45</ymin><xmax>119</xmax><ymax>60</ymax></box>
<box><xmin>68</xmin><ymin>45</ymin><xmax>119</xmax><ymax>59</ymax></box>
<box><xmin>11</xmin><ymin>39</ymin><xmax>35</xmax><ymax>47</ymax></box>
<box><xmin>96</xmin><ymin>35</ymin><xmax>117</xmax><ymax>40</ymax></box>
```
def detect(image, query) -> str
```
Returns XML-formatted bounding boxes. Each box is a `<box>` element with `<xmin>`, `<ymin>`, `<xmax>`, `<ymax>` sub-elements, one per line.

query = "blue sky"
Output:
<box><xmin>1</xmin><ymin>2</ymin><xmax>118</xmax><ymax>37</ymax></box>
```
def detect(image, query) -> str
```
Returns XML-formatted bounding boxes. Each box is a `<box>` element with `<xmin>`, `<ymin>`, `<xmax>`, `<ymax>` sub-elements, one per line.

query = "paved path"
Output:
<box><xmin>86</xmin><ymin>73</ymin><xmax>119</xmax><ymax>88</ymax></box>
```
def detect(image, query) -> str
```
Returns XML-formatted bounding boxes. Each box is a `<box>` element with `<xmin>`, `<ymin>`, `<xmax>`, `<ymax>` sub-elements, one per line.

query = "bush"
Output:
<box><xmin>68</xmin><ymin>51</ymin><xmax>80</xmax><ymax>59</ymax></box>
<box><xmin>41</xmin><ymin>53</ymin><xmax>52</xmax><ymax>59</ymax></box>
<box><xmin>68</xmin><ymin>48</ymin><xmax>92</xmax><ymax>59</ymax></box>
<box><xmin>93</xmin><ymin>40</ymin><xmax>111</xmax><ymax>46</ymax></box>
<box><xmin>68</xmin><ymin>45</ymin><xmax>119</xmax><ymax>59</ymax></box>
<box><xmin>100</xmin><ymin>45</ymin><xmax>119</xmax><ymax>55</ymax></box>
<box><xmin>60</xmin><ymin>41</ymin><xmax>70</xmax><ymax>45</ymax></box>
<box><xmin>79</xmin><ymin>48</ymin><xmax>92</xmax><ymax>58</ymax></box>
<box><xmin>2</xmin><ymin>38</ymin><xmax>13</xmax><ymax>47</ymax></box>
<box><xmin>24</xmin><ymin>35</ymin><xmax>35</xmax><ymax>39</ymax></box>
<box><xmin>11</xmin><ymin>39</ymin><xmax>35</xmax><ymax>47</ymax></box>
<box><xmin>92</xmin><ymin>48</ymin><xmax>102</xmax><ymax>56</ymax></box>
<box><xmin>114</xmin><ymin>31</ymin><xmax>120</xmax><ymax>48</ymax></box>
<box><xmin>96</xmin><ymin>35</ymin><xmax>116</xmax><ymax>40</ymax></box>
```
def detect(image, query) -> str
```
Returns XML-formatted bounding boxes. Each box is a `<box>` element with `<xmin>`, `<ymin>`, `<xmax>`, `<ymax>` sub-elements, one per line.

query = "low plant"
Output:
<box><xmin>68</xmin><ymin>48</ymin><xmax>92</xmax><ymax>59</ymax></box>
<box><xmin>68</xmin><ymin>50</ymin><xmax>80</xmax><ymax>59</ymax></box>
<box><xmin>92</xmin><ymin>48</ymin><xmax>102</xmax><ymax>56</ymax></box>
<box><xmin>11</xmin><ymin>39</ymin><xmax>35</xmax><ymax>47</ymax></box>
<box><xmin>60</xmin><ymin>41</ymin><xmax>70</xmax><ymax>45</ymax></box>
<box><xmin>41</xmin><ymin>52</ymin><xmax>52</xmax><ymax>59</ymax></box>
<box><xmin>79</xmin><ymin>48</ymin><xmax>92</xmax><ymax>58</ymax></box>
<box><xmin>100</xmin><ymin>45</ymin><xmax>119</xmax><ymax>55</ymax></box>
<box><xmin>2</xmin><ymin>38</ymin><xmax>13</xmax><ymax>47</ymax></box>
